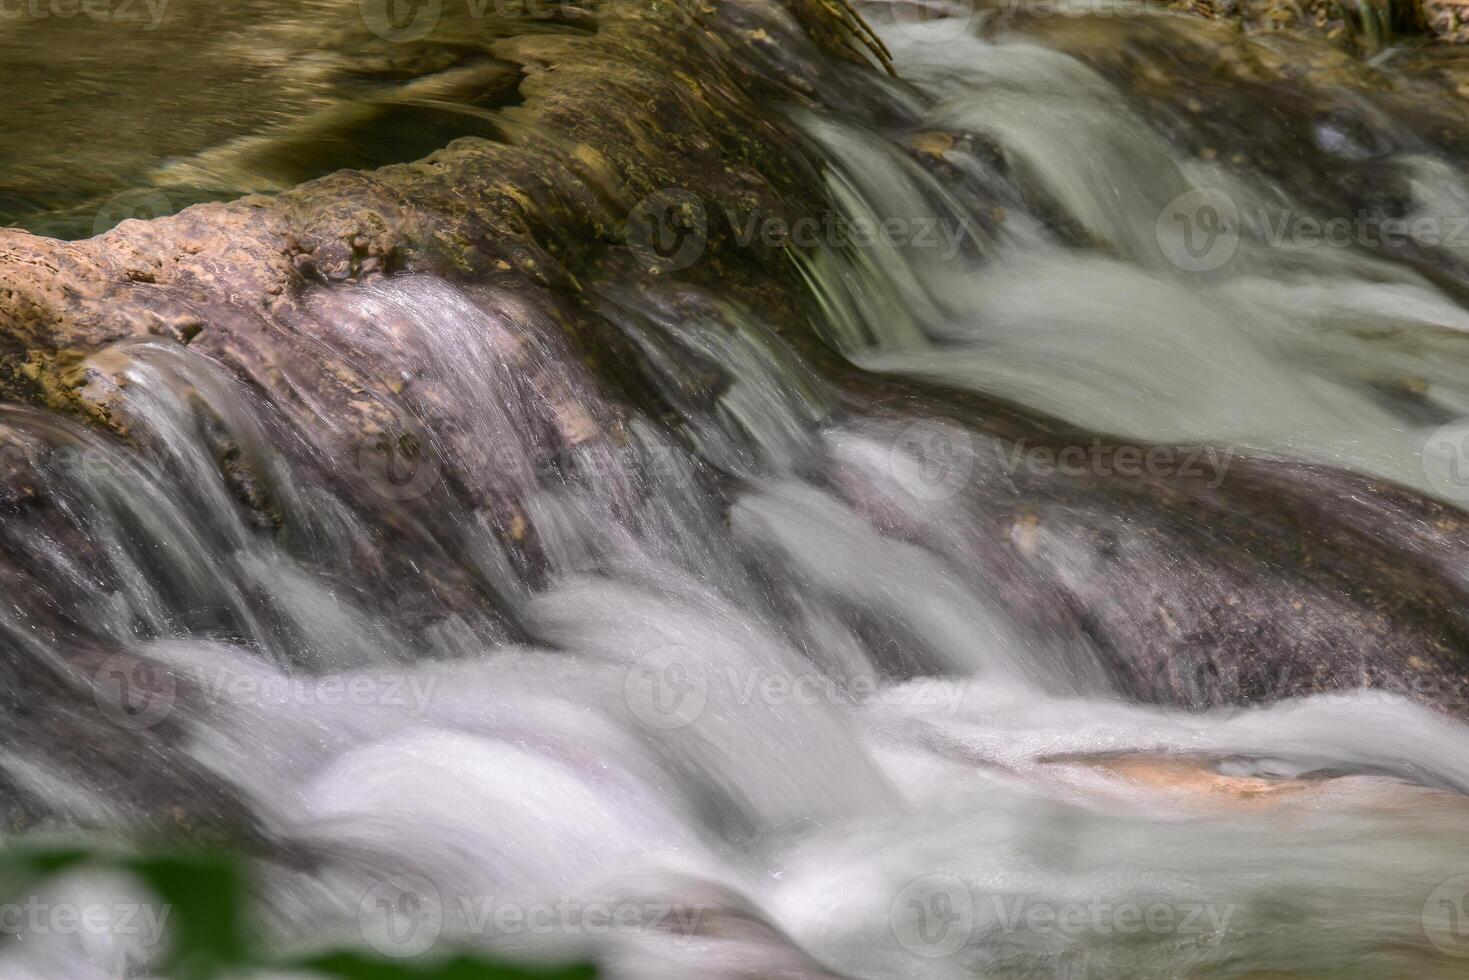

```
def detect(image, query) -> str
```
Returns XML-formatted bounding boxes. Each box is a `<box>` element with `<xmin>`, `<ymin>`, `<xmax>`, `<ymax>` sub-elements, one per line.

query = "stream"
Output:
<box><xmin>5</xmin><ymin>1</ymin><xmax>1469</xmax><ymax>977</ymax></box>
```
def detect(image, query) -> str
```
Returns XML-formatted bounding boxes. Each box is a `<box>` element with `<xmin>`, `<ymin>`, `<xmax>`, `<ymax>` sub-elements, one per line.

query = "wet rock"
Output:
<box><xmin>5</xmin><ymin>0</ymin><xmax>1469</xmax><ymax>829</ymax></box>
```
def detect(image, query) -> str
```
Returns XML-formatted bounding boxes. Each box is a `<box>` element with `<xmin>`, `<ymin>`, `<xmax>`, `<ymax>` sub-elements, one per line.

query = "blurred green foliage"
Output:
<box><xmin>0</xmin><ymin>847</ymin><xmax>596</xmax><ymax>980</ymax></box>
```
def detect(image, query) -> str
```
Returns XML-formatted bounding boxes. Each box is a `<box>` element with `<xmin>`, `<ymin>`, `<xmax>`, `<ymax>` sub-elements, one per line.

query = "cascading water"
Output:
<box><xmin>7</xmin><ymin>1</ymin><xmax>1469</xmax><ymax>978</ymax></box>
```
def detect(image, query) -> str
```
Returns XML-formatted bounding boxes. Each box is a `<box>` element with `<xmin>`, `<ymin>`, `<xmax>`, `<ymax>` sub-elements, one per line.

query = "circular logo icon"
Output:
<box><xmin>890</xmin><ymin>420</ymin><xmax>975</xmax><ymax>501</ymax></box>
<box><xmin>93</xmin><ymin>189</ymin><xmax>174</xmax><ymax>237</ymax></box>
<box><xmin>360</xmin><ymin>0</ymin><xmax>442</xmax><ymax>42</ymax></box>
<box><xmin>626</xmin><ymin>190</ymin><xmax>708</xmax><ymax>273</ymax></box>
<box><xmin>890</xmin><ymin>873</ymin><xmax>974</xmax><ymax>958</ymax></box>
<box><xmin>1422</xmin><ymin>419</ymin><xmax>1469</xmax><ymax>504</ymax></box>
<box><xmin>890</xmin><ymin>0</ymin><xmax>976</xmax><ymax>43</ymax></box>
<box><xmin>1424</xmin><ymin>874</ymin><xmax>1469</xmax><ymax>957</ymax></box>
<box><xmin>360</xmin><ymin>874</ymin><xmax>444</xmax><ymax>959</ymax></box>
<box><xmin>94</xmin><ymin>653</ymin><xmax>177</xmax><ymax>730</ymax></box>
<box><xmin>623</xmin><ymin>646</ymin><xmax>709</xmax><ymax>730</ymax></box>
<box><xmin>1156</xmin><ymin>187</ymin><xmax>1241</xmax><ymax>273</ymax></box>
<box><xmin>355</xmin><ymin>424</ymin><xmax>441</xmax><ymax>502</ymax></box>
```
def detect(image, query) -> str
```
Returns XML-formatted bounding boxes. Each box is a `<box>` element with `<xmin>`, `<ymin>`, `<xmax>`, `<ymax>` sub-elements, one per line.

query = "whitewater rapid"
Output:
<box><xmin>6</xmin><ymin>4</ymin><xmax>1469</xmax><ymax>978</ymax></box>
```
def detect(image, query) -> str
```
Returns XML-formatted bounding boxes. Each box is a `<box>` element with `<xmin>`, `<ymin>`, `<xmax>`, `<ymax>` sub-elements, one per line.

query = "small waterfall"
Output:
<box><xmin>5</xmin><ymin>2</ymin><xmax>1469</xmax><ymax>978</ymax></box>
<box><xmin>798</xmin><ymin>22</ymin><xmax>1469</xmax><ymax>498</ymax></box>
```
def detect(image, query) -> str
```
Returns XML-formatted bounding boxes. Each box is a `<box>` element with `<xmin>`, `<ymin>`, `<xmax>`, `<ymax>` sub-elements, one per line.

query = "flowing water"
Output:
<box><xmin>8</xmin><ymin>1</ymin><xmax>1469</xmax><ymax>978</ymax></box>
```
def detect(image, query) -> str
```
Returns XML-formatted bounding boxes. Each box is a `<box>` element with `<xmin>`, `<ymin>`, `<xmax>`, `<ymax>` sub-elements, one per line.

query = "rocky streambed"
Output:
<box><xmin>5</xmin><ymin>1</ymin><xmax>1469</xmax><ymax>976</ymax></box>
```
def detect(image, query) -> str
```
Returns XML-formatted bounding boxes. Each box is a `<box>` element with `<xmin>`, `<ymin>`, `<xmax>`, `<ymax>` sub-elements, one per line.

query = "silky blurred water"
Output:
<box><xmin>5</xmin><ymin>2</ymin><xmax>1469</xmax><ymax>978</ymax></box>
